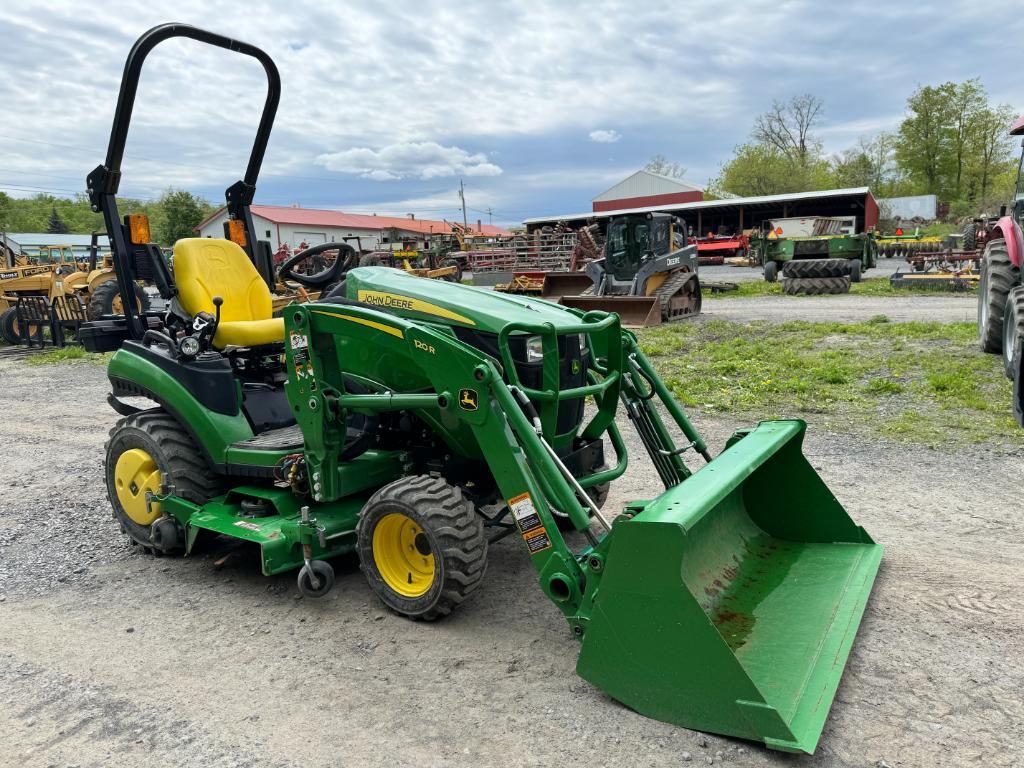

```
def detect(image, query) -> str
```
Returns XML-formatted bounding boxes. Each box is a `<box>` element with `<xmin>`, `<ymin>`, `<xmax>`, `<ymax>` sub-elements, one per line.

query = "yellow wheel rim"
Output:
<box><xmin>114</xmin><ymin>448</ymin><xmax>162</xmax><ymax>525</ymax></box>
<box><xmin>372</xmin><ymin>513</ymin><xmax>435</xmax><ymax>597</ymax></box>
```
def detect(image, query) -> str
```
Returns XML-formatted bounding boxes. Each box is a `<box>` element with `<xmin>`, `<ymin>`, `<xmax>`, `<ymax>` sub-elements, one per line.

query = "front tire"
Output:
<box><xmin>357</xmin><ymin>475</ymin><xmax>486</xmax><ymax>620</ymax></box>
<box><xmin>1</xmin><ymin>307</ymin><xmax>22</xmax><ymax>344</ymax></box>
<box><xmin>978</xmin><ymin>241</ymin><xmax>1018</xmax><ymax>353</ymax></box>
<box><xmin>763</xmin><ymin>260</ymin><xmax>778</xmax><ymax>282</ymax></box>
<box><xmin>1001</xmin><ymin>286</ymin><xmax>1024</xmax><ymax>378</ymax></box>
<box><xmin>105</xmin><ymin>411</ymin><xmax>223</xmax><ymax>553</ymax></box>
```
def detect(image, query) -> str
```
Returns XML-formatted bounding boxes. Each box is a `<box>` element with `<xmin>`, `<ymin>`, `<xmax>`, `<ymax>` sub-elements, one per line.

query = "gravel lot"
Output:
<box><xmin>0</xmin><ymin>294</ymin><xmax>1021</xmax><ymax>768</ymax></box>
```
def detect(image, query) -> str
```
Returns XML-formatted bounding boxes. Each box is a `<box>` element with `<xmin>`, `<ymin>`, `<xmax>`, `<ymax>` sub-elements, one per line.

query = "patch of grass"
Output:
<box><xmin>25</xmin><ymin>346</ymin><xmax>110</xmax><ymax>365</ymax></box>
<box><xmin>639</xmin><ymin>319</ymin><xmax>1021</xmax><ymax>448</ymax></box>
<box><xmin>704</xmin><ymin>277</ymin><xmax>977</xmax><ymax>299</ymax></box>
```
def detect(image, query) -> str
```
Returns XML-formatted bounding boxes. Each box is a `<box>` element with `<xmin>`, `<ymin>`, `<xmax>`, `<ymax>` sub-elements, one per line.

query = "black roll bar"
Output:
<box><xmin>85</xmin><ymin>23</ymin><xmax>281</xmax><ymax>341</ymax></box>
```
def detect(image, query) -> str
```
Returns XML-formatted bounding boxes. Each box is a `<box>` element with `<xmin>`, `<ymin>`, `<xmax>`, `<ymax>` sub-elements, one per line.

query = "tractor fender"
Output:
<box><xmin>108</xmin><ymin>344</ymin><xmax>253</xmax><ymax>469</ymax></box>
<box><xmin>990</xmin><ymin>216</ymin><xmax>1023</xmax><ymax>268</ymax></box>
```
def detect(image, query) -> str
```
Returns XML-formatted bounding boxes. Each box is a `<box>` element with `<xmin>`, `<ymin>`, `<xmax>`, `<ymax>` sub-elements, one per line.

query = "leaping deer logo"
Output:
<box><xmin>459</xmin><ymin>388</ymin><xmax>478</xmax><ymax>411</ymax></box>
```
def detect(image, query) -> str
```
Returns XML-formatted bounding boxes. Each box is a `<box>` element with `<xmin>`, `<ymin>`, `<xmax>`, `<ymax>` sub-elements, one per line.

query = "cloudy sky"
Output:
<box><xmin>1</xmin><ymin>1</ymin><xmax>1022</xmax><ymax>226</ymax></box>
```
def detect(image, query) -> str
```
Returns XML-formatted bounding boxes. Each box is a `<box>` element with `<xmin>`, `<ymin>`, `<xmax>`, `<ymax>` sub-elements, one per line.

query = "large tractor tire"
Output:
<box><xmin>357</xmin><ymin>475</ymin><xmax>486</xmax><ymax>621</ymax></box>
<box><xmin>88</xmin><ymin>279</ymin><xmax>150</xmax><ymax>319</ymax></box>
<box><xmin>440</xmin><ymin>257</ymin><xmax>463</xmax><ymax>282</ymax></box>
<box><xmin>105</xmin><ymin>411</ymin><xmax>224</xmax><ymax>554</ymax></box>
<box><xmin>781</xmin><ymin>275</ymin><xmax>851</xmax><ymax>295</ymax></box>
<box><xmin>978</xmin><ymin>240</ymin><xmax>1018</xmax><ymax>353</ymax></box>
<box><xmin>1001</xmin><ymin>285</ymin><xmax>1024</xmax><ymax>378</ymax></box>
<box><xmin>0</xmin><ymin>305</ymin><xmax>43</xmax><ymax>344</ymax></box>
<box><xmin>781</xmin><ymin>258</ymin><xmax>849</xmax><ymax>279</ymax></box>
<box><xmin>962</xmin><ymin>221</ymin><xmax>977</xmax><ymax>252</ymax></box>
<box><xmin>1013</xmin><ymin>338</ymin><xmax>1024</xmax><ymax>428</ymax></box>
<box><xmin>1</xmin><ymin>307</ymin><xmax>21</xmax><ymax>344</ymax></box>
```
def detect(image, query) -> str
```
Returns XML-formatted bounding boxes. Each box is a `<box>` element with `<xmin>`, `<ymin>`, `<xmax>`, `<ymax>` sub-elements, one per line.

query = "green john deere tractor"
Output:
<box><xmin>81</xmin><ymin>24</ymin><xmax>882</xmax><ymax>754</ymax></box>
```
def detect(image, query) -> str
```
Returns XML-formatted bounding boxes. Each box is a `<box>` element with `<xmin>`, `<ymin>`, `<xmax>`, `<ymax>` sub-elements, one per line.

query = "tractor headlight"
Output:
<box><xmin>179</xmin><ymin>335</ymin><xmax>201</xmax><ymax>358</ymax></box>
<box><xmin>525</xmin><ymin>335</ymin><xmax>544</xmax><ymax>363</ymax></box>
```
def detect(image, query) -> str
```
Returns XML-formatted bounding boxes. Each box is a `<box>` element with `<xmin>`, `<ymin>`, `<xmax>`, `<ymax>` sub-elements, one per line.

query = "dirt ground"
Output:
<box><xmin>1</xmin><ymin>294</ymin><xmax>1021</xmax><ymax>768</ymax></box>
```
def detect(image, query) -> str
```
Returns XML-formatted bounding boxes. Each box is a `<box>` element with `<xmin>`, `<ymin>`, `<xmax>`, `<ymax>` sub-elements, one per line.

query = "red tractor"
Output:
<box><xmin>977</xmin><ymin>116</ymin><xmax>1024</xmax><ymax>425</ymax></box>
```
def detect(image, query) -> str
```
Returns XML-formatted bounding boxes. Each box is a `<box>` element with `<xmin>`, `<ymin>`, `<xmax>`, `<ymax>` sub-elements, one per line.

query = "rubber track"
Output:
<box><xmin>359</xmin><ymin>475</ymin><xmax>486</xmax><ymax>621</ymax></box>
<box><xmin>780</xmin><ymin>275</ymin><xmax>851</xmax><ymax>295</ymax></box>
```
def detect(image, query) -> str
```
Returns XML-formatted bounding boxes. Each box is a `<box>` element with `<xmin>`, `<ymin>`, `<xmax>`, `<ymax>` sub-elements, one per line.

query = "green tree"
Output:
<box><xmin>966</xmin><ymin>104</ymin><xmax>1018</xmax><ymax>205</ymax></box>
<box><xmin>895</xmin><ymin>84</ymin><xmax>953</xmax><ymax>194</ymax></box>
<box><xmin>46</xmin><ymin>205</ymin><xmax>69</xmax><ymax>234</ymax></box>
<box><xmin>152</xmin><ymin>188</ymin><xmax>214</xmax><ymax>246</ymax></box>
<box><xmin>711</xmin><ymin>142</ymin><xmax>831</xmax><ymax>197</ymax></box>
<box><xmin>831</xmin><ymin>133</ymin><xmax>911</xmax><ymax>196</ymax></box>
<box><xmin>947</xmin><ymin>79</ymin><xmax>987</xmax><ymax>198</ymax></box>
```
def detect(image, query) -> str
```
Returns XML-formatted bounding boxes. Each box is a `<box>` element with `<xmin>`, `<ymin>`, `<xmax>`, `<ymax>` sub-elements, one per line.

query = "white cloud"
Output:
<box><xmin>315</xmin><ymin>141</ymin><xmax>502</xmax><ymax>180</ymax></box>
<box><xmin>589</xmin><ymin>129</ymin><xmax>621</xmax><ymax>143</ymax></box>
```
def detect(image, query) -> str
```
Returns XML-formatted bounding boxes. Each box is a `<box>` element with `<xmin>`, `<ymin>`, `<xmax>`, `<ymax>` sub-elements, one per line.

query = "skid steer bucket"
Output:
<box><xmin>559</xmin><ymin>295</ymin><xmax>662</xmax><ymax>327</ymax></box>
<box><xmin>540</xmin><ymin>271</ymin><xmax>595</xmax><ymax>302</ymax></box>
<box><xmin>577</xmin><ymin>420</ymin><xmax>881</xmax><ymax>753</ymax></box>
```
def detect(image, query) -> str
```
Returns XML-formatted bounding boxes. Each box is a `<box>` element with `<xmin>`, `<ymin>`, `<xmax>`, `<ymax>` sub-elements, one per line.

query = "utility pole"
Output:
<box><xmin>485</xmin><ymin>207</ymin><xmax>493</xmax><ymax>225</ymax></box>
<box><xmin>458</xmin><ymin>179</ymin><xmax>468</xmax><ymax>230</ymax></box>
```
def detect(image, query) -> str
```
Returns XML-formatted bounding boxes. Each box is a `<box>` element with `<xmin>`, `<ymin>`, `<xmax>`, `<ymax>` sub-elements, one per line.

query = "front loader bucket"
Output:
<box><xmin>541</xmin><ymin>272</ymin><xmax>595</xmax><ymax>302</ymax></box>
<box><xmin>559</xmin><ymin>295</ymin><xmax>662</xmax><ymax>327</ymax></box>
<box><xmin>577</xmin><ymin>420</ymin><xmax>881</xmax><ymax>754</ymax></box>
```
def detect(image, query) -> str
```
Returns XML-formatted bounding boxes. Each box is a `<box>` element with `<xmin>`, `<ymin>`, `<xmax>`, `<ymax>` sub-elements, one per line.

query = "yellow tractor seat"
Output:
<box><xmin>172</xmin><ymin>237</ymin><xmax>283</xmax><ymax>348</ymax></box>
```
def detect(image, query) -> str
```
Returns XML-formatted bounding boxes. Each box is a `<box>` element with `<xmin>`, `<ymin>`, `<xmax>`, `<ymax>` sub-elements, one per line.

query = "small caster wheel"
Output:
<box><xmin>297</xmin><ymin>560</ymin><xmax>335</xmax><ymax>598</ymax></box>
<box><xmin>150</xmin><ymin>517</ymin><xmax>182</xmax><ymax>553</ymax></box>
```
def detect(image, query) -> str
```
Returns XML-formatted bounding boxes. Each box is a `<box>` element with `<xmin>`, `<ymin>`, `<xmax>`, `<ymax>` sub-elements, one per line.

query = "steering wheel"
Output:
<box><xmin>278</xmin><ymin>242</ymin><xmax>357</xmax><ymax>288</ymax></box>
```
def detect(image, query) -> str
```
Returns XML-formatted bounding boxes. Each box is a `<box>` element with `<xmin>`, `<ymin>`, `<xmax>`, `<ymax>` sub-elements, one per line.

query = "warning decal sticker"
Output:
<box><xmin>234</xmin><ymin>520</ymin><xmax>261</xmax><ymax>532</ymax></box>
<box><xmin>508</xmin><ymin>492</ymin><xmax>551</xmax><ymax>553</ymax></box>
<box><xmin>523</xmin><ymin>528</ymin><xmax>552</xmax><ymax>553</ymax></box>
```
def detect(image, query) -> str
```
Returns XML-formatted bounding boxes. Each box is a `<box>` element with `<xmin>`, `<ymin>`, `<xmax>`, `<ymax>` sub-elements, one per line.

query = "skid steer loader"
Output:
<box><xmin>81</xmin><ymin>24</ymin><xmax>882</xmax><ymax>754</ymax></box>
<box><xmin>545</xmin><ymin>212</ymin><xmax>702</xmax><ymax>326</ymax></box>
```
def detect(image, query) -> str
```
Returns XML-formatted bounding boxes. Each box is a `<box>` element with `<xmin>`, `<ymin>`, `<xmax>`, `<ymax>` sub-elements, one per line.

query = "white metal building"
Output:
<box><xmin>592</xmin><ymin>170</ymin><xmax>704</xmax><ymax>212</ymax></box>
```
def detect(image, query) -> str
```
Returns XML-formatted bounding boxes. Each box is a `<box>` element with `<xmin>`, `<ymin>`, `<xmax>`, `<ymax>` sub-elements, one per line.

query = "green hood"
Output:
<box><xmin>341</xmin><ymin>267</ymin><xmax>584</xmax><ymax>334</ymax></box>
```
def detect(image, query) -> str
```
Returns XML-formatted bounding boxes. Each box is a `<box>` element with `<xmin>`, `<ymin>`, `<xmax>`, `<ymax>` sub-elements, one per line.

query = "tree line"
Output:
<box><xmin>0</xmin><ymin>188</ymin><xmax>216</xmax><ymax>247</ymax></box>
<box><xmin>707</xmin><ymin>79</ymin><xmax>1018</xmax><ymax>219</ymax></box>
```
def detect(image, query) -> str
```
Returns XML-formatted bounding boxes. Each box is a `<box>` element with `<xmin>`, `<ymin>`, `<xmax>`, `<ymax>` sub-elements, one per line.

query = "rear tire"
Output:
<box><xmin>440</xmin><ymin>257</ymin><xmax>462</xmax><ymax>282</ymax></box>
<box><xmin>781</xmin><ymin>275</ymin><xmax>851</xmax><ymax>295</ymax></box>
<box><xmin>1001</xmin><ymin>286</ymin><xmax>1024</xmax><ymax>378</ymax></box>
<box><xmin>962</xmin><ymin>221</ymin><xmax>977</xmax><ymax>252</ymax></box>
<box><xmin>781</xmin><ymin>258</ymin><xmax>849</xmax><ymax>279</ymax></box>
<box><xmin>105</xmin><ymin>411</ymin><xmax>223</xmax><ymax>554</ymax></box>
<box><xmin>359</xmin><ymin>253</ymin><xmax>385</xmax><ymax>267</ymax></box>
<box><xmin>978</xmin><ymin>240</ymin><xmax>1018</xmax><ymax>353</ymax></box>
<box><xmin>763</xmin><ymin>260</ymin><xmax>778</xmax><ymax>282</ymax></box>
<box><xmin>357</xmin><ymin>475</ymin><xmax>486</xmax><ymax>621</ymax></box>
<box><xmin>88</xmin><ymin>280</ymin><xmax>149</xmax><ymax>319</ymax></box>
